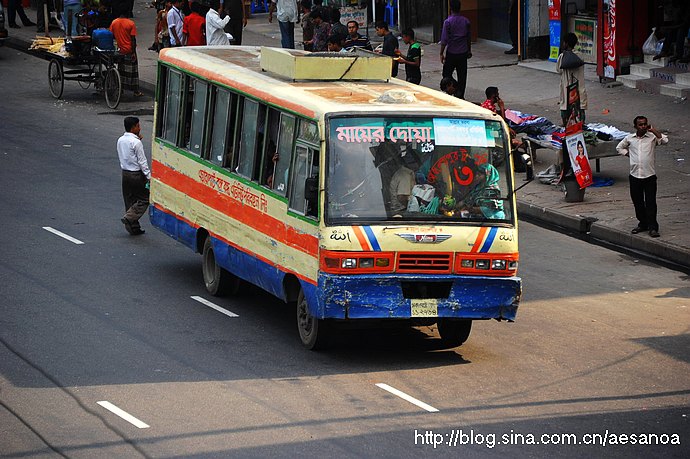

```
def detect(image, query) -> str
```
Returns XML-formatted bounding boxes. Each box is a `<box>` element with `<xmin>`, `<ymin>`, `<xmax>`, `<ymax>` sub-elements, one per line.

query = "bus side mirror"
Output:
<box><xmin>304</xmin><ymin>176</ymin><xmax>318</xmax><ymax>203</ymax></box>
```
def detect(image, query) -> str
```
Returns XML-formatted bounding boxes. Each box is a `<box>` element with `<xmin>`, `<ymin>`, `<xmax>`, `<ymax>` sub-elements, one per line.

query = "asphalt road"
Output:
<box><xmin>1</xmin><ymin>49</ymin><xmax>688</xmax><ymax>458</ymax></box>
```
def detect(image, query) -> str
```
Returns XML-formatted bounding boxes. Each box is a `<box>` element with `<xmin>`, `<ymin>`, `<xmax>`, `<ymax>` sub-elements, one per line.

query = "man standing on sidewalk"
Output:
<box><xmin>117</xmin><ymin>117</ymin><xmax>150</xmax><ymax>236</ymax></box>
<box><xmin>110</xmin><ymin>11</ymin><xmax>143</xmax><ymax>97</ymax></box>
<box><xmin>222</xmin><ymin>0</ymin><xmax>247</xmax><ymax>45</ymax></box>
<box><xmin>440</xmin><ymin>0</ymin><xmax>472</xmax><ymax>99</ymax></box>
<box><xmin>167</xmin><ymin>0</ymin><xmax>185</xmax><ymax>46</ymax></box>
<box><xmin>269</xmin><ymin>0</ymin><xmax>298</xmax><ymax>49</ymax></box>
<box><xmin>206</xmin><ymin>0</ymin><xmax>230</xmax><ymax>45</ymax></box>
<box><xmin>616</xmin><ymin>116</ymin><xmax>669</xmax><ymax>238</ymax></box>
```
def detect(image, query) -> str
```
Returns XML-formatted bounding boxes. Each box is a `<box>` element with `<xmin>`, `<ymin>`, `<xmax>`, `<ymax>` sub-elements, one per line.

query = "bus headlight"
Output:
<box><xmin>491</xmin><ymin>259</ymin><xmax>507</xmax><ymax>270</ymax></box>
<box><xmin>342</xmin><ymin>258</ymin><xmax>357</xmax><ymax>269</ymax></box>
<box><xmin>476</xmin><ymin>259</ymin><xmax>490</xmax><ymax>270</ymax></box>
<box><xmin>359</xmin><ymin>258</ymin><xmax>374</xmax><ymax>268</ymax></box>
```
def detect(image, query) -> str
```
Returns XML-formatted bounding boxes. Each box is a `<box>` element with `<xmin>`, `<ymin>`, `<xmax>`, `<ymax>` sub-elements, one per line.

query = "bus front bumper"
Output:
<box><xmin>311</xmin><ymin>273</ymin><xmax>521</xmax><ymax>321</ymax></box>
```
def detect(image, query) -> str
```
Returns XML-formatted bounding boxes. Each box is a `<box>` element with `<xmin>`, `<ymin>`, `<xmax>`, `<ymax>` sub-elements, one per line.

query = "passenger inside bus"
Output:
<box><xmin>456</xmin><ymin>163</ymin><xmax>505</xmax><ymax>219</ymax></box>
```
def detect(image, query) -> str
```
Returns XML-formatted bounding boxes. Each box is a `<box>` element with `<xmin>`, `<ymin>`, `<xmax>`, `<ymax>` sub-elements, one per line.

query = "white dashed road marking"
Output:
<box><xmin>42</xmin><ymin>227</ymin><xmax>84</xmax><ymax>245</ymax></box>
<box><xmin>375</xmin><ymin>383</ymin><xmax>439</xmax><ymax>413</ymax></box>
<box><xmin>191</xmin><ymin>296</ymin><xmax>239</xmax><ymax>317</ymax></box>
<box><xmin>97</xmin><ymin>401</ymin><xmax>150</xmax><ymax>429</ymax></box>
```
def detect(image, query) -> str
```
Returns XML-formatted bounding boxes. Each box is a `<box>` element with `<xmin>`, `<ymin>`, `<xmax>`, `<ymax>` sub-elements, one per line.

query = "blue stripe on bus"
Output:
<box><xmin>363</xmin><ymin>226</ymin><xmax>381</xmax><ymax>252</ymax></box>
<box><xmin>479</xmin><ymin>227</ymin><xmax>498</xmax><ymax>253</ymax></box>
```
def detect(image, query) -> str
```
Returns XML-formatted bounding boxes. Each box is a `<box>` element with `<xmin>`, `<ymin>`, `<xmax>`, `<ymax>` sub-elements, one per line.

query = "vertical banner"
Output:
<box><xmin>603</xmin><ymin>0</ymin><xmax>617</xmax><ymax>78</ymax></box>
<box><xmin>549</xmin><ymin>20</ymin><xmax>561</xmax><ymax>62</ymax></box>
<box><xmin>548</xmin><ymin>0</ymin><xmax>561</xmax><ymax>20</ymax></box>
<box><xmin>565</xmin><ymin>132</ymin><xmax>593</xmax><ymax>189</ymax></box>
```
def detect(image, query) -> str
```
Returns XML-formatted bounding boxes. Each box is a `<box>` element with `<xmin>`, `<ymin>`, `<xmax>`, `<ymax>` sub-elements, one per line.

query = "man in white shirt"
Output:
<box><xmin>117</xmin><ymin>117</ymin><xmax>151</xmax><ymax>235</ymax></box>
<box><xmin>268</xmin><ymin>0</ymin><xmax>298</xmax><ymax>49</ymax></box>
<box><xmin>167</xmin><ymin>0</ymin><xmax>185</xmax><ymax>46</ymax></box>
<box><xmin>206</xmin><ymin>0</ymin><xmax>231</xmax><ymax>45</ymax></box>
<box><xmin>616</xmin><ymin>116</ymin><xmax>669</xmax><ymax>238</ymax></box>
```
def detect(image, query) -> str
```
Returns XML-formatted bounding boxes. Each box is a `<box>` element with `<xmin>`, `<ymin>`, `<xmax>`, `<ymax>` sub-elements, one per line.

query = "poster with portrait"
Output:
<box><xmin>565</xmin><ymin>131</ymin><xmax>593</xmax><ymax>189</ymax></box>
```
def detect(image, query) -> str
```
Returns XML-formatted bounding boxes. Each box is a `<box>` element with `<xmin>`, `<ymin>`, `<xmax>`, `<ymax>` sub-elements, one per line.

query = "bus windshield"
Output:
<box><xmin>327</xmin><ymin>116</ymin><xmax>514</xmax><ymax>224</ymax></box>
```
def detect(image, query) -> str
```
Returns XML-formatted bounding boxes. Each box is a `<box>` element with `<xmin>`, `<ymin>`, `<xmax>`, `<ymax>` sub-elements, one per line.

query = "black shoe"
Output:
<box><xmin>9</xmin><ymin>23</ymin><xmax>20</xmax><ymax>29</ymax></box>
<box><xmin>121</xmin><ymin>217</ymin><xmax>134</xmax><ymax>235</ymax></box>
<box><xmin>504</xmin><ymin>48</ymin><xmax>517</xmax><ymax>54</ymax></box>
<box><xmin>649</xmin><ymin>229</ymin><xmax>660</xmax><ymax>238</ymax></box>
<box><xmin>131</xmin><ymin>228</ymin><xmax>145</xmax><ymax>235</ymax></box>
<box><xmin>631</xmin><ymin>226</ymin><xmax>648</xmax><ymax>234</ymax></box>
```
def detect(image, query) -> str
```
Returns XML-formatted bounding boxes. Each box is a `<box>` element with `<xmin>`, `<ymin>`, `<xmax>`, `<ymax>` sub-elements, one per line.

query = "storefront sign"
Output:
<box><xmin>573</xmin><ymin>18</ymin><xmax>595</xmax><ymax>60</ymax></box>
<box><xmin>340</xmin><ymin>6</ymin><xmax>367</xmax><ymax>27</ymax></box>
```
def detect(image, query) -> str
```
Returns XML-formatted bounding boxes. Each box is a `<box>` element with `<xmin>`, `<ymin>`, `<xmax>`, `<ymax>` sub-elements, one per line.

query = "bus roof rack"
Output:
<box><xmin>260</xmin><ymin>47</ymin><xmax>392</xmax><ymax>82</ymax></box>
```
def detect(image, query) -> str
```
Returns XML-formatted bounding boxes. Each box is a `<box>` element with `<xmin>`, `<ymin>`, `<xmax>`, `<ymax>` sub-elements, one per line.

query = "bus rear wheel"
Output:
<box><xmin>437</xmin><ymin>319</ymin><xmax>472</xmax><ymax>348</ymax></box>
<box><xmin>201</xmin><ymin>236</ymin><xmax>239</xmax><ymax>296</ymax></box>
<box><xmin>296</xmin><ymin>290</ymin><xmax>330</xmax><ymax>350</ymax></box>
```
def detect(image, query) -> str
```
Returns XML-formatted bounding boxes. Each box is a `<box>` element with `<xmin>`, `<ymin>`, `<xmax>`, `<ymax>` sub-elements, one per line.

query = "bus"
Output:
<box><xmin>150</xmin><ymin>46</ymin><xmax>522</xmax><ymax>349</ymax></box>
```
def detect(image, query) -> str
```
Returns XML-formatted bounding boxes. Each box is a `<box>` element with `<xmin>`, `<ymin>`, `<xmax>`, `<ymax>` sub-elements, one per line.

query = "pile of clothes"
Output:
<box><xmin>505</xmin><ymin>109</ymin><xmax>631</xmax><ymax>148</ymax></box>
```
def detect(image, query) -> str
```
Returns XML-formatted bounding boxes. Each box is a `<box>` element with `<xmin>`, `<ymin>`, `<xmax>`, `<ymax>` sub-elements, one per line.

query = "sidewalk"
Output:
<box><xmin>7</xmin><ymin>1</ymin><xmax>690</xmax><ymax>271</ymax></box>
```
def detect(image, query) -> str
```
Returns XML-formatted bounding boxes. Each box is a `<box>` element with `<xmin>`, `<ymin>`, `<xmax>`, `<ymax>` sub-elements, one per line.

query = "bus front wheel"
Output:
<box><xmin>296</xmin><ymin>290</ymin><xmax>330</xmax><ymax>350</ymax></box>
<box><xmin>437</xmin><ymin>319</ymin><xmax>472</xmax><ymax>348</ymax></box>
<box><xmin>202</xmin><ymin>237</ymin><xmax>240</xmax><ymax>296</ymax></box>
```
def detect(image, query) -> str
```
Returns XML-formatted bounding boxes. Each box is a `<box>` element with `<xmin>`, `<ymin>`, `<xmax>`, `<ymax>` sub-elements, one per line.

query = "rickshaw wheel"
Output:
<box><xmin>104</xmin><ymin>67</ymin><xmax>121</xmax><ymax>109</ymax></box>
<box><xmin>48</xmin><ymin>59</ymin><xmax>64</xmax><ymax>99</ymax></box>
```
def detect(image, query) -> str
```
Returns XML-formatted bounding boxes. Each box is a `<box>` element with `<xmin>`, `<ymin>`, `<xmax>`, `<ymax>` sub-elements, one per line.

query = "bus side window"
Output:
<box><xmin>208</xmin><ymin>87</ymin><xmax>231</xmax><ymax>166</ymax></box>
<box><xmin>272</xmin><ymin>113</ymin><xmax>296</xmax><ymax>195</ymax></box>
<box><xmin>260</xmin><ymin>108</ymin><xmax>281</xmax><ymax>186</ymax></box>
<box><xmin>161</xmin><ymin>69</ymin><xmax>182</xmax><ymax>144</ymax></box>
<box><xmin>154</xmin><ymin>65</ymin><xmax>168</xmax><ymax>138</ymax></box>
<box><xmin>187</xmin><ymin>79</ymin><xmax>208</xmax><ymax>156</ymax></box>
<box><xmin>289</xmin><ymin>145</ymin><xmax>319</xmax><ymax>218</ymax></box>
<box><xmin>237</xmin><ymin>99</ymin><xmax>263</xmax><ymax>179</ymax></box>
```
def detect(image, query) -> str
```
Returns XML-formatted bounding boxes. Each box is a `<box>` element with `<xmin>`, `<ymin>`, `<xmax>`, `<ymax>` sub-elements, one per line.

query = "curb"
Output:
<box><xmin>518</xmin><ymin>200</ymin><xmax>690</xmax><ymax>271</ymax></box>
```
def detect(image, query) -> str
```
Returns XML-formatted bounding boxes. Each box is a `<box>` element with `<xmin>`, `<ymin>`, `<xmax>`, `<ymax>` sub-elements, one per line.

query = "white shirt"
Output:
<box><xmin>167</xmin><ymin>6</ymin><xmax>185</xmax><ymax>46</ymax></box>
<box><xmin>616</xmin><ymin>131</ymin><xmax>669</xmax><ymax>179</ymax></box>
<box><xmin>206</xmin><ymin>8</ymin><xmax>231</xmax><ymax>45</ymax></box>
<box><xmin>272</xmin><ymin>0</ymin><xmax>298</xmax><ymax>23</ymax></box>
<box><xmin>117</xmin><ymin>132</ymin><xmax>151</xmax><ymax>179</ymax></box>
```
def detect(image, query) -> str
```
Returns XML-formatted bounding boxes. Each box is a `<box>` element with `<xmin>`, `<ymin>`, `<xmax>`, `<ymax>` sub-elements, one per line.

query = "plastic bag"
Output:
<box><xmin>642</xmin><ymin>28</ymin><xmax>658</xmax><ymax>55</ymax></box>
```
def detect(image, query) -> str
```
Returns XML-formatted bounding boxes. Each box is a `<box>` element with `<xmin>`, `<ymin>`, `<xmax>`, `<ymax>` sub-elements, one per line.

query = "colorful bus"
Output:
<box><xmin>150</xmin><ymin>47</ymin><xmax>522</xmax><ymax>349</ymax></box>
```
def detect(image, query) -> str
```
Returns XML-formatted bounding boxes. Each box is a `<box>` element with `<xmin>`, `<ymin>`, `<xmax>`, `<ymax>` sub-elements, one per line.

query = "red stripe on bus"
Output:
<box><xmin>351</xmin><ymin>226</ymin><xmax>371</xmax><ymax>251</ymax></box>
<box><xmin>153</xmin><ymin>203</ymin><xmax>317</xmax><ymax>285</ymax></box>
<box><xmin>154</xmin><ymin>161</ymin><xmax>319</xmax><ymax>257</ymax></box>
<box><xmin>470</xmin><ymin>227</ymin><xmax>488</xmax><ymax>253</ymax></box>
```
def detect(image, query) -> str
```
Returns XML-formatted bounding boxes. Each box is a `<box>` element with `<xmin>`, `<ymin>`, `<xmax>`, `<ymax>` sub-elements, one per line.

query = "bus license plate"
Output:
<box><xmin>411</xmin><ymin>299</ymin><xmax>438</xmax><ymax>317</ymax></box>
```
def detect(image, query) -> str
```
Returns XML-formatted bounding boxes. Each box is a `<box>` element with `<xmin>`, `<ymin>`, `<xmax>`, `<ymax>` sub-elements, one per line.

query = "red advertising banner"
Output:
<box><xmin>549</xmin><ymin>0</ymin><xmax>561</xmax><ymax>21</ymax></box>
<box><xmin>565</xmin><ymin>129</ymin><xmax>593</xmax><ymax>189</ymax></box>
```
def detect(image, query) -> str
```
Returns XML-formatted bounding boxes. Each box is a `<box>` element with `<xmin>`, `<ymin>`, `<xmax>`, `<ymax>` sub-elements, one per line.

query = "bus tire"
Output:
<box><xmin>296</xmin><ymin>289</ymin><xmax>330</xmax><ymax>350</ymax></box>
<box><xmin>202</xmin><ymin>237</ymin><xmax>239</xmax><ymax>296</ymax></box>
<box><xmin>437</xmin><ymin>319</ymin><xmax>472</xmax><ymax>348</ymax></box>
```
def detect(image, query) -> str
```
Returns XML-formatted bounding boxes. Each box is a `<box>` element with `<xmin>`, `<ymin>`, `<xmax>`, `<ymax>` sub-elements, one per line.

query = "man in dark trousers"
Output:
<box><xmin>117</xmin><ymin>117</ymin><xmax>150</xmax><ymax>236</ymax></box>
<box><xmin>440</xmin><ymin>0</ymin><xmax>471</xmax><ymax>99</ymax></box>
<box><xmin>616</xmin><ymin>116</ymin><xmax>669</xmax><ymax>238</ymax></box>
<box><xmin>222</xmin><ymin>0</ymin><xmax>247</xmax><ymax>44</ymax></box>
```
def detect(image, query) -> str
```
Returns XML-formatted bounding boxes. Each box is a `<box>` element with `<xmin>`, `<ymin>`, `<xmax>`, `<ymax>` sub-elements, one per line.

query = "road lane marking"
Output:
<box><xmin>42</xmin><ymin>227</ymin><xmax>84</xmax><ymax>245</ymax></box>
<box><xmin>375</xmin><ymin>383</ymin><xmax>439</xmax><ymax>413</ymax></box>
<box><xmin>191</xmin><ymin>296</ymin><xmax>239</xmax><ymax>317</ymax></box>
<box><xmin>97</xmin><ymin>401</ymin><xmax>150</xmax><ymax>429</ymax></box>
